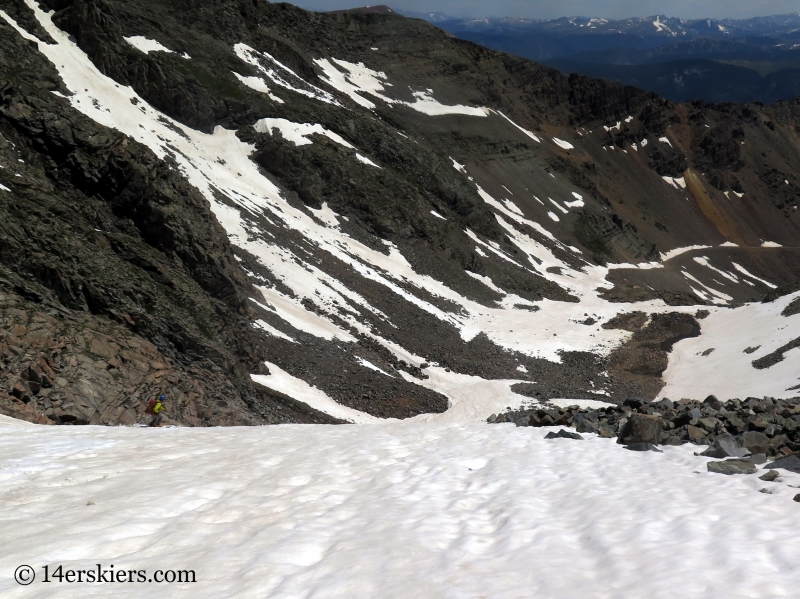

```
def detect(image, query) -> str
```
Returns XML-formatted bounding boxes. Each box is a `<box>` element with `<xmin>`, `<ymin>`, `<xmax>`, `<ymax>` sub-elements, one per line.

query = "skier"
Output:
<box><xmin>145</xmin><ymin>394</ymin><xmax>167</xmax><ymax>427</ymax></box>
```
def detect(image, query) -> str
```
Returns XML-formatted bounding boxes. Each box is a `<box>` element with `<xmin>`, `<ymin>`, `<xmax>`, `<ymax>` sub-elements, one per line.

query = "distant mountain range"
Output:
<box><xmin>402</xmin><ymin>13</ymin><xmax>800</xmax><ymax>103</ymax></box>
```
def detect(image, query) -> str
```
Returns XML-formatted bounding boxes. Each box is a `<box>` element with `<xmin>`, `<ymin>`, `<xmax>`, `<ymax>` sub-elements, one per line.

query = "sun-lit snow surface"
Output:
<box><xmin>314</xmin><ymin>57</ymin><xmax>490</xmax><ymax>116</ymax></box>
<box><xmin>494</xmin><ymin>109</ymin><xmax>541</xmax><ymax>142</ymax></box>
<box><xmin>3</xmin><ymin>419</ymin><xmax>800</xmax><ymax>599</ymax></box>
<box><xmin>1</xmin><ymin>4</ymin><xmax>794</xmax><ymax>423</ymax></box>
<box><xmin>552</xmin><ymin>137</ymin><xmax>574</xmax><ymax>150</ymax></box>
<box><xmin>253</xmin><ymin>118</ymin><xmax>354</xmax><ymax>148</ymax></box>
<box><xmin>231</xmin><ymin>72</ymin><xmax>284</xmax><ymax>103</ymax></box>
<box><xmin>663</xmin><ymin>175</ymin><xmax>687</xmax><ymax>189</ymax></box>
<box><xmin>663</xmin><ymin>291</ymin><xmax>800</xmax><ymax>400</ymax></box>
<box><xmin>659</xmin><ymin>245</ymin><xmax>712</xmax><ymax>261</ymax></box>
<box><xmin>123</xmin><ymin>35</ymin><xmax>188</xmax><ymax>58</ymax></box>
<box><xmin>252</xmin><ymin>363</ymin><xmax>381</xmax><ymax>424</ymax></box>
<box><xmin>234</xmin><ymin>43</ymin><xmax>340</xmax><ymax>106</ymax></box>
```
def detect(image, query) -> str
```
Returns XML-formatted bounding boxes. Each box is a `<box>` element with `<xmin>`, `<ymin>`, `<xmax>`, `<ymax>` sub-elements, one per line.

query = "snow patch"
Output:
<box><xmin>253</xmin><ymin>319</ymin><xmax>297</xmax><ymax>343</ymax></box>
<box><xmin>659</xmin><ymin>245</ymin><xmax>711</xmax><ymax>262</ymax></box>
<box><xmin>662</xmin><ymin>292</ymin><xmax>800</xmax><ymax>400</ymax></box>
<box><xmin>731</xmin><ymin>263</ymin><xmax>777</xmax><ymax>289</ymax></box>
<box><xmin>682</xmin><ymin>271</ymin><xmax>732</xmax><ymax>305</ymax></box>
<box><xmin>355</xmin><ymin>153</ymin><xmax>381</xmax><ymax>168</ymax></box>
<box><xmin>253</xmin><ymin>118</ymin><xmax>354</xmax><ymax>149</ymax></box>
<box><xmin>502</xmin><ymin>198</ymin><xmax>524</xmax><ymax>216</ymax></box>
<box><xmin>236</xmin><ymin>44</ymin><xmax>339</xmax><ymax>106</ymax></box>
<box><xmin>549</xmin><ymin>198</ymin><xmax>568</xmax><ymax>214</ymax></box>
<box><xmin>253</xmin><ymin>362</ymin><xmax>380</xmax><ymax>423</ymax></box>
<box><xmin>552</xmin><ymin>138</ymin><xmax>574</xmax><ymax>150</ymax></box>
<box><xmin>252</xmin><ymin>291</ymin><xmax>355</xmax><ymax>343</ymax></box>
<box><xmin>355</xmin><ymin>357</ymin><xmax>395</xmax><ymax>378</ymax></box>
<box><xmin>315</xmin><ymin>57</ymin><xmax>488</xmax><ymax>116</ymax></box>
<box><xmin>124</xmin><ymin>35</ymin><xmax>186</xmax><ymax>57</ymax></box>
<box><xmin>493</xmin><ymin>110</ymin><xmax>541</xmax><ymax>142</ymax></box>
<box><xmin>232</xmin><ymin>72</ymin><xmax>284</xmax><ymax>103</ymax></box>
<box><xmin>465</xmin><ymin>271</ymin><xmax>505</xmax><ymax>295</ymax></box>
<box><xmin>407</xmin><ymin>90</ymin><xmax>490</xmax><ymax>117</ymax></box>
<box><xmin>564</xmin><ymin>192</ymin><xmax>584</xmax><ymax>208</ymax></box>
<box><xmin>693</xmin><ymin>256</ymin><xmax>739</xmax><ymax>284</ymax></box>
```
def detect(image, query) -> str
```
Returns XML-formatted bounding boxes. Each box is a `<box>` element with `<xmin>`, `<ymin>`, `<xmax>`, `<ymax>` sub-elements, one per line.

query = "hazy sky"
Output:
<box><xmin>289</xmin><ymin>0</ymin><xmax>800</xmax><ymax>20</ymax></box>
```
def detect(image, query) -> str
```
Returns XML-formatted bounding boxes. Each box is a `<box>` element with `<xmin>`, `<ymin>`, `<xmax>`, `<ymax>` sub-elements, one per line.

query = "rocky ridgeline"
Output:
<box><xmin>489</xmin><ymin>395</ymin><xmax>800</xmax><ymax>477</ymax></box>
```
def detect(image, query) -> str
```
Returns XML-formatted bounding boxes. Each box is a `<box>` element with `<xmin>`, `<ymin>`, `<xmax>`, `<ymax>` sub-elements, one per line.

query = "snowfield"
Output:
<box><xmin>2</xmin><ymin>416</ymin><xmax>800</xmax><ymax>598</ymax></box>
<box><xmin>661</xmin><ymin>292</ymin><xmax>800</xmax><ymax>401</ymax></box>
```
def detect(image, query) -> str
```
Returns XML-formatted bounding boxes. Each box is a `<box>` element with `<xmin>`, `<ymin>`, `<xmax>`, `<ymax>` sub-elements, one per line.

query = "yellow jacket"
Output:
<box><xmin>153</xmin><ymin>400</ymin><xmax>165</xmax><ymax>414</ymax></box>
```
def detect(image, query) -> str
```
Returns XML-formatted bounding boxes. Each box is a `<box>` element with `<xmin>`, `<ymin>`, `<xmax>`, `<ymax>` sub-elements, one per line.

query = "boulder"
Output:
<box><xmin>724</xmin><ymin>415</ymin><xmax>746</xmax><ymax>434</ymax></box>
<box><xmin>652</xmin><ymin>398</ymin><xmax>675</xmax><ymax>410</ymax></box>
<box><xmin>759</xmin><ymin>470</ymin><xmax>779</xmax><ymax>482</ymax></box>
<box><xmin>768</xmin><ymin>434</ymin><xmax>790</xmax><ymax>455</ymax></box>
<box><xmin>697</xmin><ymin>417</ymin><xmax>719</xmax><ymax>433</ymax></box>
<box><xmin>704</xmin><ymin>395</ymin><xmax>722</xmax><ymax>409</ymax></box>
<box><xmin>764</xmin><ymin>455</ymin><xmax>800</xmax><ymax>473</ymax></box>
<box><xmin>662</xmin><ymin>435</ymin><xmax>683</xmax><ymax>446</ymax></box>
<box><xmin>698</xmin><ymin>435</ymin><xmax>750</xmax><ymax>459</ymax></box>
<box><xmin>742</xmin><ymin>431</ymin><xmax>770</xmax><ymax>455</ymax></box>
<box><xmin>597</xmin><ymin>426</ymin><xmax>616</xmax><ymax>439</ymax></box>
<box><xmin>617</xmin><ymin>413</ymin><xmax>662</xmax><ymax>445</ymax></box>
<box><xmin>687</xmin><ymin>425</ymin><xmax>707</xmax><ymax>441</ymax></box>
<box><xmin>707</xmin><ymin>459</ymin><xmax>757</xmax><ymax>475</ymax></box>
<box><xmin>544</xmin><ymin>429</ymin><xmax>584</xmax><ymax>440</ymax></box>
<box><xmin>623</xmin><ymin>398</ymin><xmax>644</xmax><ymax>409</ymax></box>
<box><xmin>624</xmin><ymin>443</ymin><xmax>663</xmax><ymax>452</ymax></box>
